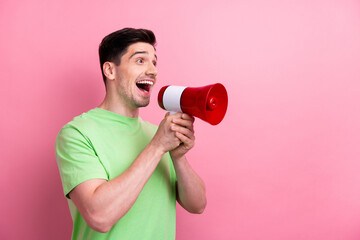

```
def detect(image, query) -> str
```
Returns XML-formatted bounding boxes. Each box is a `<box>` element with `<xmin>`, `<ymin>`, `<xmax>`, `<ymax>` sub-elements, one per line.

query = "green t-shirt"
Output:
<box><xmin>55</xmin><ymin>108</ymin><xmax>177</xmax><ymax>240</ymax></box>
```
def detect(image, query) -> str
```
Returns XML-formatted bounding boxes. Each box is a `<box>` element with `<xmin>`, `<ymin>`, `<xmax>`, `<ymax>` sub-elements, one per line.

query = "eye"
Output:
<box><xmin>153</xmin><ymin>61</ymin><xmax>157</xmax><ymax>66</ymax></box>
<box><xmin>136</xmin><ymin>58</ymin><xmax>144</xmax><ymax>64</ymax></box>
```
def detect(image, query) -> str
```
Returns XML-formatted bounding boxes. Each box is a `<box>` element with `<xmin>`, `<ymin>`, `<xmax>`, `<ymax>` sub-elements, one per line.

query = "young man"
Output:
<box><xmin>55</xmin><ymin>28</ymin><xmax>206</xmax><ymax>239</ymax></box>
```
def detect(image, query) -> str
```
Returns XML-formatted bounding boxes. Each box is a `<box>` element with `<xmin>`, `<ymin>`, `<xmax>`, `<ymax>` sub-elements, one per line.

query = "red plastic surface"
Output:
<box><xmin>157</xmin><ymin>85</ymin><xmax>168</xmax><ymax>110</ymax></box>
<box><xmin>180</xmin><ymin>83</ymin><xmax>228</xmax><ymax>125</ymax></box>
<box><xmin>158</xmin><ymin>83</ymin><xmax>228</xmax><ymax>125</ymax></box>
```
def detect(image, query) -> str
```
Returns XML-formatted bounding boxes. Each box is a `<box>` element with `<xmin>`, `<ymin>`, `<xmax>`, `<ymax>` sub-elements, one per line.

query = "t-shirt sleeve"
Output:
<box><xmin>55</xmin><ymin>125</ymin><xmax>108</xmax><ymax>198</ymax></box>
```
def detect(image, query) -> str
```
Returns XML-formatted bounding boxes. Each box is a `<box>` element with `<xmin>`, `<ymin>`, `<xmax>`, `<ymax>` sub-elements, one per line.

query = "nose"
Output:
<box><xmin>146</xmin><ymin>62</ymin><xmax>157</xmax><ymax>78</ymax></box>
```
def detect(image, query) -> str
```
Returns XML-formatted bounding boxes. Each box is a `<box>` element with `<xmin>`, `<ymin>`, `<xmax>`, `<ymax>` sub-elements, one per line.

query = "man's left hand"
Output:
<box><xmin>169</xmin><ymin>113</ymin><xmax>195</xmax><ymax>160</ymax></box>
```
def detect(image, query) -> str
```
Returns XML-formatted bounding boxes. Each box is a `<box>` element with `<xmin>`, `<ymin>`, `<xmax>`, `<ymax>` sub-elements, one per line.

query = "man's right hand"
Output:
<box><xmin>151</xmin><ymin>112</ymin><xmax>184</xmax><ymax>154</ymax></box>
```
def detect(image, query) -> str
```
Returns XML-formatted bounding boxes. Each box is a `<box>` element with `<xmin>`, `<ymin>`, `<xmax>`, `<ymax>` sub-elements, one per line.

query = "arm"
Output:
<box><xmin>173</xmin><ymin>156</ymin><xmax>207</xmax><ymax>214</ymax></box>
<box><xmin>69</xmin><ymin>113</ymin><xmax>182</xmax><ymax>233</ymax></box>
<box><xmin>170</xmin><ymin>114</ymin><xmax>207</xmax><ymax>214</ymax></box>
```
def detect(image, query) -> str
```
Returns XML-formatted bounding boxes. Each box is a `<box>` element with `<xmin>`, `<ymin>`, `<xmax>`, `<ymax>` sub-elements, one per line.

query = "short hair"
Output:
<box><xmin>98</xmin><ymin>28</ymin><xmax>157</xmax><ymax>84</ymax></box>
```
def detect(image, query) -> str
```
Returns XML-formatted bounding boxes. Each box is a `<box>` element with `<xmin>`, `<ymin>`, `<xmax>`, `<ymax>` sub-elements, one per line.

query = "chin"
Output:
<box><xmin>135</xmin><ymin>101</ymin><xmax>150</xmax><ymax>108</ymax></box>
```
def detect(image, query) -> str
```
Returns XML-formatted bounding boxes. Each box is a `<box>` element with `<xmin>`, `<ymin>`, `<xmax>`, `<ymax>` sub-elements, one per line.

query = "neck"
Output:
<box><xmin>98</xmin><ymin>93</ymin><xmax>139</xmax><ymax>119</ymax></box>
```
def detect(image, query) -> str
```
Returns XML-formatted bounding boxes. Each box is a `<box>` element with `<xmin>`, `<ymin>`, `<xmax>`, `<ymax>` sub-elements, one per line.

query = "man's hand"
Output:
<box><xmin>152</xmin><ymin>112</ymin><xmax>206</xmax><ymax>214</ymax></box>
<box><xmin>151</xmin><ymin>112</ymin><xmax>195</xmax><ymax>158</ymax></box>
<box><xmin>169</xmin><ymin>113</ymin><xmax>195</xmax><ymax>160</ymax></box>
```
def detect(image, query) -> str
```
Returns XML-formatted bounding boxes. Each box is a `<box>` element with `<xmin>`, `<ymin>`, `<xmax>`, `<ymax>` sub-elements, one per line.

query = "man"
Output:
<box><xmin>55</xmin><ymin>28</ymin><xmax>207</xmax><ymax>239</ymax></box>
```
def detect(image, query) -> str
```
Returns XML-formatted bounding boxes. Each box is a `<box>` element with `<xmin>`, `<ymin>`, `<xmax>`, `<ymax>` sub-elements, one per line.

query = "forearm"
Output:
<box><xmin>172</xmin><ymin>156</ymin><xmax>207</xmax><ymax>214</ymax></box>
<box><xmin>70</xmin><ymin>112</ymin><xmax>191</xmax><ymax>232</ymax></box>
<box><xmin>72</xmin><ymin>142</ymin><xmax>165</xmax><ymax>232</ymax></box>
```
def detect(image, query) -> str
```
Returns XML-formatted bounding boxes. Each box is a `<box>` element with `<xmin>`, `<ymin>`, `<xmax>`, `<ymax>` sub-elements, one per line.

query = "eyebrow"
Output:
<box><xmin>129</xmin><ymin>51</ymin><xmax>157</xmax><ymax>60</ymax></box>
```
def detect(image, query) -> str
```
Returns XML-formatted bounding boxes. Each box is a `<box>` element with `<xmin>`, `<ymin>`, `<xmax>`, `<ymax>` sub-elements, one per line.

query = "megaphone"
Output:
<box><xmin>158</xmin><ymin>83</ymin><xmax>228</xmax><ymax>125</ymax></box>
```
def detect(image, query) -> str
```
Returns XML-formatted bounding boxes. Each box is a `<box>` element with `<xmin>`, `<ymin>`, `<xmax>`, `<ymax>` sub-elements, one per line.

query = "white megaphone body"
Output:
<box><xmin>157</xmin><ymin>83</ymin><xmax>228</xmax><ymax>125</ymax></box>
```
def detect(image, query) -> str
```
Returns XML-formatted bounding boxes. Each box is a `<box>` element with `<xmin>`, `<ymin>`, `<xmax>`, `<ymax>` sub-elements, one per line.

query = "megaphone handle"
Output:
<box><xmin>169</xmin><ymin>111</ymin><xmax>178</xmax><ymax>115</ymax></box>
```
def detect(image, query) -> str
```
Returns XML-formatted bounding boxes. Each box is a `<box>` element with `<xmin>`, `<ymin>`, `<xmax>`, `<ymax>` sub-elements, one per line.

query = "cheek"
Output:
<box><xmin>118</xmin><ymin>64</ymin><xmax>145</xmax><ymax>86</ymax></box>
<box><xmin>128</xmin><ymin>63</ymin><xmax>146</xmax><ymax>75</ymax></box>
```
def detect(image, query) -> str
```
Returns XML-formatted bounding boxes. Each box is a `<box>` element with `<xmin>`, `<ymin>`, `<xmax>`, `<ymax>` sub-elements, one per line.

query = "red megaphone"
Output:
<box><xmin>158</xmin><ymin>83</ymin><xmax>228</xmax><ymax>125</ymax></box>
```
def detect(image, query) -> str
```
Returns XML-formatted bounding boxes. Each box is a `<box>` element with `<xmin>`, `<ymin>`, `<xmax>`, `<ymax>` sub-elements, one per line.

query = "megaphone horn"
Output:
<box><xmin>158</xmin><ymin>83</ymin><xmax>228</xmax><ymax>125</ymax></box>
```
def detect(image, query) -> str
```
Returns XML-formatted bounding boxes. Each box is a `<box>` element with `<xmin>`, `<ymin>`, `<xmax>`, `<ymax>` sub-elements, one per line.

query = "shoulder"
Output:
<box><xmin>139</xmin><ymin>118</ymin><xmax>158</xmax><ymax>133</ymax></box>
<box><xmin>68</xmin><ymin>111</ymin><xmax>98</xmax><ymax>130</ymax></box>
<box><xmin>56</xmin><ymin>110</ymin><xmax>99</xmax><ymax>142</ymax></box>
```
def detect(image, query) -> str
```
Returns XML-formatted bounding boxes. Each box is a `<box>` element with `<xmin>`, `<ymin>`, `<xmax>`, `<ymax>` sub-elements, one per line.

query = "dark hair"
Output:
<box><xmin>98</xmin><ymin>28</ymin><xmax>156</xmax><ymax>84</ymax></box>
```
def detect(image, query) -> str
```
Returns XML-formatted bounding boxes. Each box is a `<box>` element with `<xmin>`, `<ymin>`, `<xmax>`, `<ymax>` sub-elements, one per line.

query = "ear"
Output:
<box><xmin>103</xmin><ymin>62</ymin><xmax>116</xmax><ymax>82</ymax></box>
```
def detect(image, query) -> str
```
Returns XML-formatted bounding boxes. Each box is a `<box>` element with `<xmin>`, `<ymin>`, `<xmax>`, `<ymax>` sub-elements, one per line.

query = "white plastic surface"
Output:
<box><xmin>162</xmin><ymin>86</ymin><xmax>187</xmax><ymax>113</ymax></box>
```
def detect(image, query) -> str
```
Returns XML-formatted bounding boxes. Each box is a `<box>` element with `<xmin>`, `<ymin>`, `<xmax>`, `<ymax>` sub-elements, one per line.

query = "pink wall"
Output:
<box><xmin>1</xmin><ymin>0</ymin><xmax>360</xmax><ymax>239</ymax></box>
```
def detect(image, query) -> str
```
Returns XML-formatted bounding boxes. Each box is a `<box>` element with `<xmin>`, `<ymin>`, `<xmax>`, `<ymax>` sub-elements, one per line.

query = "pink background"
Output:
<box><xmin>1</xmin><ymin>0</ymin><xmax>360</xmax><ymax>239</ymax></box>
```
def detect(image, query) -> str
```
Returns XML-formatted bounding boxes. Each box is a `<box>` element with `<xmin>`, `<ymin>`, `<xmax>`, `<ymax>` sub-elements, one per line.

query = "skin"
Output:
<box><xmin>69</xmin><ymin>42</ymin><xmax>207</xmax><ymax>233</ymax></box>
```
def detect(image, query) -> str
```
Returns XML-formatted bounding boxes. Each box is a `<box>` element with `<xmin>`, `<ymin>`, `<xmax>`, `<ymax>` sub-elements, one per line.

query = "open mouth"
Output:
<box><xmin>136</xmin><ymin>80</ymin><xmax>154</xmax><ymax>93</ymax></box>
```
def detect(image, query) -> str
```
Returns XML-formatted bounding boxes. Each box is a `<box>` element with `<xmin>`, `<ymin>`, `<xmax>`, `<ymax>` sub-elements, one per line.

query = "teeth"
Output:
<box><xmin>137</xmin><ymin>80</ymin><xmax>154</xmax><ymax>85</ymax></box>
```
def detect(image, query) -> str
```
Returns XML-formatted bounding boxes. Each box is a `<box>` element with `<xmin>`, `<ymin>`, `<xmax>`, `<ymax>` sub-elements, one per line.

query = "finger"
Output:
<box><xmin>167</xmin><ymin>113</ymin><xmax>182</xmax><ymax>124</ymax></box>
<box><xmin>165</xmin><ymin>112</ymin><xmax>183</xmax><ymax>121</ymax></box>
<box><xmin>180</xmin><ymin>113</ymin><xmax>195</xmax><ymax>131</ymax></box>
<box><xmin>167</xmin><ymin>112</ymin><xmax>182</xmax><ymax>118</ymax></box>
<box><xmin>172</xmin><ymin>118</ymin><xmax>195</xmax><ymax>132</ymax></box>
<box><xmin>175</xmin><ymin>132</ymin><xmax>195</xmax><ymax>149</ymax></box>
<box><xmin>171</xmin><ymin>125</ymin><xmax>195</xmax><ymax>140</ymax></box>
<box><xmin>181</xmin><ymin>113</ymin><xmax>195</xmax><ymax>122</ymax></box>
<box><xmin>174</xmin><ymin>136</ymin><xmax>182</xmax><ymax>146</ymax></box>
